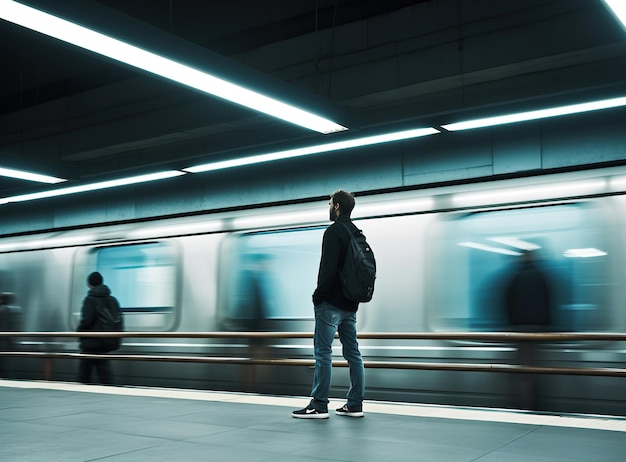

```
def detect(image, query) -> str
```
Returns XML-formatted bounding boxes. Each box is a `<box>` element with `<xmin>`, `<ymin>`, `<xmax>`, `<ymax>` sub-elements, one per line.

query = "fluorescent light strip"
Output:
<box><xmin>183</xmin><ymin>127</ymin><xmax>440</xmax><ymax>173</ymax></box>
<box><xmin>0</xmin><ymin>171</ymin><xmax>186</xmax><ymax>205</ymax></box>
<box><xmin>0</xmin><ymin>167</ymin><xmax>66</xmax><ymax>184</ymax></box>
<box><xmin>0</xmin><ymin>1</ymin><xmax>346</xmax><ymax>134</ymax></box>
<box><xmin>603</xmin><ymin>0</ymin><xmax>626</xmax><ymax>31</ymax></box>
<box><xmin>441</xmin><ymin>96</ymin><xmax>626</xmax><ymax>131</ymax></box>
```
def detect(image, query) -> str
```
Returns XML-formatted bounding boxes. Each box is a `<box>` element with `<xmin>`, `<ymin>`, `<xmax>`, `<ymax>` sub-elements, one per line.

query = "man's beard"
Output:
<box><xmin>330</xmin><ymin>208</ymin><xmax>337</xmax><ymax>221</ymax></box>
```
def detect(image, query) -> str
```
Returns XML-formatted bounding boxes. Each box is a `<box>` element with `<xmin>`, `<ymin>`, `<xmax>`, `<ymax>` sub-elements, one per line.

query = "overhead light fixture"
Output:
<box><xmin>602</xmin><ymin>0</ymin><xmax>626</xmax><ymax>31</ymax></box>
<box><xmin>0</xmin><ymin>0</ymin><xmax>348</xmax><ymax>134</ymax></box>
<box><xmin>0</xmin><ymin>170</ymin><xmax>186</xmax><ymax>205</ymax></box>
<box><xmin>183</xmin><ymin>127</ymin><xmax>440</xmax><ymax>173</ymax></box>
<box><xmin>441</xmin><ymin>96</ymin><xmax>626</xmax><ymax>131</ymax></box>
<box><xmin>0</xmin><ymin>166</ymin><xmax>66</xmax><ymax>184</ymax></box>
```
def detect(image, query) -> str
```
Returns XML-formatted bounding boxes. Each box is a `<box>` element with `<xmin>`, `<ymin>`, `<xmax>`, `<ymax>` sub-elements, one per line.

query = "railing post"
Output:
<box><xmin>43</xmin><ymin>357</ymin><xmax>53</xmax><ymax>380</ymax></box>
<box><xmin>242</xmin><ymin>363</ymin><xmax>256</xmax><ymax>393</ymax></box>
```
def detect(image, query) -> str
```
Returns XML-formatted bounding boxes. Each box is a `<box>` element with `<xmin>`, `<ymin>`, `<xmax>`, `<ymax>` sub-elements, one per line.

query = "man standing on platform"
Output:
<box><xmin>292</xmin><ymin>190</ymin><xmax>365</xmax><ymax>419</ymax></box>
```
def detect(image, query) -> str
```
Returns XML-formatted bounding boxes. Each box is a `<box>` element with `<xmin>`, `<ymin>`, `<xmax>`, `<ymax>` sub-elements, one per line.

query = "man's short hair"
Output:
<box><xmin>331</xmin><ymin>190</ymin><xmax>355</xmax><ymax>216</ymax></box>
<box><xmin>88</xmin><ymin>271</ymin><xmax>103</xmax><ymax>287</ymax></box>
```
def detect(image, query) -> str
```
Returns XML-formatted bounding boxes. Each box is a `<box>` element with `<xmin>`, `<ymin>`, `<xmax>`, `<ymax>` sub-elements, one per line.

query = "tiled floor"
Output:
<box><xmin>1</xmin><ymin>380</ymin><xmax>625</xmax><ymax>461</ymax></box>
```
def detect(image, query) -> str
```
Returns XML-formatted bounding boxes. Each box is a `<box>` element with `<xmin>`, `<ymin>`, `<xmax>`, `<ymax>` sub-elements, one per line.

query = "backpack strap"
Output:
<box><xmin>339</xmin><ymin>221</ymin><xmax>359</xmax><ymax>237</ymax></box>
<box><xmin>338</xmin><ymin>221</ymin><xmax>363</xmax><ymax>272</ymax></box>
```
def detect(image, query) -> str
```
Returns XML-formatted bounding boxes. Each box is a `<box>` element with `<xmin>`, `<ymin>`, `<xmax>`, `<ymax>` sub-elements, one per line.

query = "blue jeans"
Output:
<box><xmin>310</xmin><ymin>301</ymin><xmax>364</xmax><ymax>411</ymax></box>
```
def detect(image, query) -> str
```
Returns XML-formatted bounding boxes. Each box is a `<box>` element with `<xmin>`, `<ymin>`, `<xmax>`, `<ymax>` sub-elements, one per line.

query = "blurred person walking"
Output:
<box><xmin>77</xmin><ymin>272</ymin><xmax>123</xmax><ymax>385</ymax></box>
<box><xmin>505</xmin><ymin>249</ymin><xmax>553</xmax><ymax>410</ymax></box>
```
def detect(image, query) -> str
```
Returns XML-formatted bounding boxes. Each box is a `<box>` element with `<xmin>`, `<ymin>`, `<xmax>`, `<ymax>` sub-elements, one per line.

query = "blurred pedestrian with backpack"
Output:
<box><xmin>77</xmin><ymin>272</ymin><xmax>123</xmax><ymax>385</ymax></box>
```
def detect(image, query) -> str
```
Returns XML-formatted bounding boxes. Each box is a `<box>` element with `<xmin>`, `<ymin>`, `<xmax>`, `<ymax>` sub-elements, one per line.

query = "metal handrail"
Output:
<box><xmin>1</xmin><ymin>331</ymin><xmax>626</xmax><ymax>341</ymax></box>
<box><xmin>0</xmin><ymin>351</ymin><xmax>624</xmax><ymax>377</ymax></box>
<box><xmin>1</xmin><ymin>331</ymin><xmax>625</xmax><ymax>379</ymax></box>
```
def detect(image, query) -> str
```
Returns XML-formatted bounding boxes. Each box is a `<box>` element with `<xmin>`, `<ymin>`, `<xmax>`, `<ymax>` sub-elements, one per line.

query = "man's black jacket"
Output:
<box><xmin>312</xmin><ymin>215</ymin><xmax>359</xmax><ymax>312</ymax></box>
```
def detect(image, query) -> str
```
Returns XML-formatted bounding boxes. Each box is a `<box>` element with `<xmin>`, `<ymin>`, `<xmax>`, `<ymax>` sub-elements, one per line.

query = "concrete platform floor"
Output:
<box><xmin>1</xmin><ymin>379</ymin><xmax>625</xmax><ymax>461</ymax></box>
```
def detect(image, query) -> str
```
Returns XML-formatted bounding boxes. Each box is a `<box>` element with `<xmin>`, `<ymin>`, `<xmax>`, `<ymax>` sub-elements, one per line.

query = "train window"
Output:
<box><xmin>71</xmin><ymin>242</ymin><xmax>178</xmax><ymax>331</ymax></box>
<box><xmin>428</xmin><ymin>203</ymin><xmax>614</xmax><ymax>332</ymax></box>
<box><xmin>218</xmin><ymin>227</ymin><xmax>325</xmax><ymax>329</ymax></box>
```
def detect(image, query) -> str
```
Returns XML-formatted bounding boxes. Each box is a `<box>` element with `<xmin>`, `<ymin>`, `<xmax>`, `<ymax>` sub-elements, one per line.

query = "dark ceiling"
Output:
<box><xmin>1</xmin><ymin>0</ymin><xmax>625</xmax><ymax>199</ymax></box>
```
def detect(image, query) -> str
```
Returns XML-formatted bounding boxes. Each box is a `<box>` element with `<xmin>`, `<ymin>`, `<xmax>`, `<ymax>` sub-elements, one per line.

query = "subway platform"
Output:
<box><xmin>1</xmin><ymin>379</ymin><xmax>625</xmax><ymax>462</ymax></box>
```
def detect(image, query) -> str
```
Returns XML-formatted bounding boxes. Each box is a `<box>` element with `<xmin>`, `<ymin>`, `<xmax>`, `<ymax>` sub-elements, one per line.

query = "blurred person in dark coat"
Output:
<box><xmin>77</xmin><ymin>272</ymin><xmax>123</xmax><ymax>385</ymax></box>
<box><xmin>505</xmin><ymin>249</ymin><xmax>553</xmax><ymax>410</ymax></box>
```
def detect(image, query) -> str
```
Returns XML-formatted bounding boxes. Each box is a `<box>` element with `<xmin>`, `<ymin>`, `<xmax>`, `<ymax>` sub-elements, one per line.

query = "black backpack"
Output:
<box><xmin>94</xmin><ymin>296</ymin><xmax>123</xmax><ymax>353</ymax></box>
<box><xmin>339</xmin><ymin>222</ymin><xmax>377</xmax><ymax>303</ymax></box>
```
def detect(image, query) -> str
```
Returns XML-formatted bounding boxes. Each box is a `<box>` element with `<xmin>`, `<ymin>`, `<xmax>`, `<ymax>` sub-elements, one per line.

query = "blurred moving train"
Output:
<box><xmin>1</xmin><ymin>165</ymin><xmax>625</xmax><ymax>415</ymax></box>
